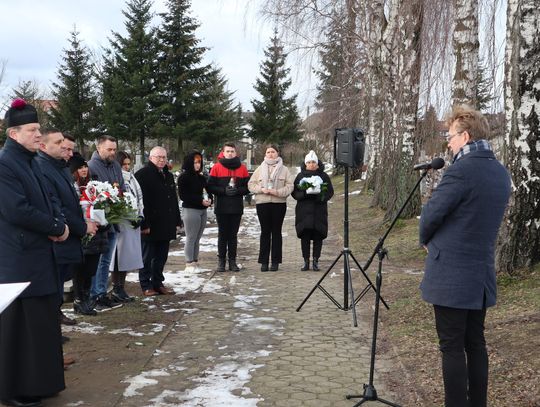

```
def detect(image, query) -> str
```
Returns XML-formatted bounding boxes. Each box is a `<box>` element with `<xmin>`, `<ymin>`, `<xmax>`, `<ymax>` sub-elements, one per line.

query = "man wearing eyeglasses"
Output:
<box><xmin>135</xmin><ymin>146</ymin><xmax>181</xmax><ymax>296</ymax></box>
<box><xmin>419</xmin><ymin>105</ymin><xmax>511</xmax><ymax>407</ymax></box>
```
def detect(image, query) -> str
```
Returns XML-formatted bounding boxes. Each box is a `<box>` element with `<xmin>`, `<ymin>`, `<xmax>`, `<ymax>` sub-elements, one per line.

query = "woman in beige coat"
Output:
<box><xmin>248</xmin><ymin>144</ymin><xmax>294</xmax><ymax>271</ymax></box>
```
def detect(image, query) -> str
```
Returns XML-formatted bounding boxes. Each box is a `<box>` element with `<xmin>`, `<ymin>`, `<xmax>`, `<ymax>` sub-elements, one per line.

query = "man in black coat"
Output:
<box><xmin>0</xmin><ymin>99</ymin><xmax>69</xmax><ymax>407</ymax></box>
<box><xmin>135</xmin><ymin>146</ymin><xmax>181</xmax><ymax>296</ymax></box>
<box><xmin>36</xmin><ymin>129</ymin><xmax>98</xmax><ymax>325</ymax></box>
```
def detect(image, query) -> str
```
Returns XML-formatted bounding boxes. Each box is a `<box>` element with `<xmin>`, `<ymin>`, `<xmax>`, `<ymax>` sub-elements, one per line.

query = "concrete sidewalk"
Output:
<box><xmin>115</xmin><ymin>200</ymin><xmax>397</xmax><ymax>406</ymax></box>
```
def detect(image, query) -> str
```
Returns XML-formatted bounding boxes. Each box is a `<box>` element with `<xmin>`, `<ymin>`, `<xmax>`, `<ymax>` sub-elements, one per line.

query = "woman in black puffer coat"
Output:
<box><xmin>291</xmin><ymin>151</ymin><xmax>334</xmax><ymax>271</ymax></box>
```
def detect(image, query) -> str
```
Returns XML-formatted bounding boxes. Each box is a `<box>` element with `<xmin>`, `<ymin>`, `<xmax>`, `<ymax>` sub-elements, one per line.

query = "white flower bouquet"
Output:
<box><xmin>299</xmin><ymin>175</ymin><xmax>328</xmax><ymax>198</ymax></box>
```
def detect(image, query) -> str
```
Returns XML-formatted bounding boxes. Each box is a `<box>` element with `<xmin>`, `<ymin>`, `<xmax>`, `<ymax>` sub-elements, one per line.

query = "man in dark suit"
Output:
<box><xmin>419</xmin><ymin>105</ymin><xmax>511</xmax><ymax>407</ymax></box>
<box><xmin>135</xmin><ymin>146</ymin><xmax>181</xmax><ymax>296</ymax></box>
<box><xmin>0</xmin><ymin>99</ymin><xmax>69</xmax><ymax>407</ymax></box>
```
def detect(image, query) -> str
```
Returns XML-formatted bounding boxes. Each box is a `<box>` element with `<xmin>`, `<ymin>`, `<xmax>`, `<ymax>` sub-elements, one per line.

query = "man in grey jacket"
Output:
<box><xmin>419</xmin><ymin>105</ymin><xmax>511</xmax><ymax>407</ymax></box>
<box><xmin>87</xmin><ymin>135</ymin><xmax>124</xmax><ymax>310</ymax></box>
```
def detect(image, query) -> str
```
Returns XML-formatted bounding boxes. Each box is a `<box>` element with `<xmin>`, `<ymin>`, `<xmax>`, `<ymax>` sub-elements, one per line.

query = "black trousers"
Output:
<box><xmin>73</xmin><ymin>254</ymin><xmax>100</xmax><ymax>300</ymax></box>
<box><xmin>56</xmin><ymin>263</ymin><xmax>73</xmax><ymax>306</ymax></box>
<box><xmin>216</xmin><ymin>214</ymin><xmax>242</xmax><ymax>260</ymax></box>
<box><xmin>256</xmin><ymin>203</ymin><xmax>286</xmax><ymax>264</ymax></box>
<box><xmin>300</xmin><ymin>230</ymin><xmax>324</xmax><ymax>259</ymax></box>
<box><xmin>140</xmin><ymin>240</ymin><xmax>170</xmax><ymax>291</ymax></box>
<box><xmin>434</xmin><ymin>304</ymin><xmax>488</xmax><ymax>407</ymax></box>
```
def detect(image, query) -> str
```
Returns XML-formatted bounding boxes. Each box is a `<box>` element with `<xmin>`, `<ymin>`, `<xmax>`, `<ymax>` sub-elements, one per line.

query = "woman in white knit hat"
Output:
<box><xmin>248</xmin><ymin>144</ymin><xmax>294</xmax><ymax>271</ymax></box>
<box><xmin>291</xmin><ymin>150</ymin><xmax>334</xmax><ymax>271</ymax></box>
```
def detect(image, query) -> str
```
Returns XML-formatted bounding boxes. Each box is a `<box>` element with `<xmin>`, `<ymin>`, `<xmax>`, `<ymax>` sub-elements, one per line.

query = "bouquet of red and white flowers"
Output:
<box><xmin>80</xmin><ymin>181</ymin><xmax>138</xmax><ymax>226</ymax></box>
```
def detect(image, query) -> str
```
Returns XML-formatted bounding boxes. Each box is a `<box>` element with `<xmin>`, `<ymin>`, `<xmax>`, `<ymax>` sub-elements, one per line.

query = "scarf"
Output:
<box><xmin>260</xmin><ymin>156</ymin><xmax>284</xmax><ymax>188</ymax></box>
<box><xmin>452</xmin><ymin>139</ymin><xmax>492</xmax><ymax>164</ymax></box>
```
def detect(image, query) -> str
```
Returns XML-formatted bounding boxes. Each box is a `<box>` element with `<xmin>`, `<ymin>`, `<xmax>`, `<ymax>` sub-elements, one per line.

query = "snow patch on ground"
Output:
<box><xmin>147</xmin><ymin>358</ymin><xmax>265</xmax><ymax>407</ymax></box>
<box><xmin>122</xmin><ymin>369</ymin><xmax>170</xmax><ymax>397</ymax></box>
<box><xmin>62</xmin><ymin>321</ymin><xmax>104</xmax><ymax>335</ymax></box>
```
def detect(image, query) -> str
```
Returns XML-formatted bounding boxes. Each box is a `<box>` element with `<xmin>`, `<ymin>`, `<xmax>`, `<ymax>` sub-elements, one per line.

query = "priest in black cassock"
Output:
<box><xmin>0</xmin><ymin>99</ymin><xmax>69</xmax><ymax>407</ymax></box>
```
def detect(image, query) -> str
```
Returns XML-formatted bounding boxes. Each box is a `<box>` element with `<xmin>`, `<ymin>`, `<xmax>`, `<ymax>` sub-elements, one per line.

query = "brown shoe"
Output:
<box><xmin>63</xmin><ymin>356</ymin><xmax>75</xmax><ymax>370</ymax></box>
<box><xmin>156</xmin><ymin>286</ymin><xmax>175</xmax><ymax>295</ymax></box>
<box><xmin>63</xmin><ymin>356</ymin><xmax>75</xmax><ymax>365</ymax></box>
<box><xmin>143</xmin><ymin>289</ymin><xmax>159</xmax><ymax>296</ymax></box>
<box><xmin>60</xmin><ymin>311</ymin><xmax>77</xmax><ymax>326</ymax></box>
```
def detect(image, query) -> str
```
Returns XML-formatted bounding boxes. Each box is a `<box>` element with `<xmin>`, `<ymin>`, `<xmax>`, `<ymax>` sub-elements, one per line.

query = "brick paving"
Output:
<box><xmin>54</xmin><ymin>197</ymin><xmax>400</xmax><ymax>406</ymax></box>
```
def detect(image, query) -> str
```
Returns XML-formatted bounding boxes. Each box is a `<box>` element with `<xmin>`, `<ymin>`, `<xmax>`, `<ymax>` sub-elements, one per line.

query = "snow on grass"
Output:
<box><xmin>62</xmin><ymin>321</ymin><xmax>104</xmax><ymax>335</ymax></box>
<box><xmin>109</xmin><ymin>323</ymin><xmax>165</xmax><ymax>337</ymax></box>
<box><xmin>122</xmin><ymin>369</ymin><xmax>170</xmax><ymax>397</ymax></box>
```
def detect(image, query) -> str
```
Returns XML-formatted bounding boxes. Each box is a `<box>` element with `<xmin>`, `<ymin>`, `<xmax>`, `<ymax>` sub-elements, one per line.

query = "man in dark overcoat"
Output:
<box><xmin>135</xmin><ymin>146</ymin><xmax>181</xmax><ymax>296</ymax></box>
<box><xmin>419</xmin><ymin>105</ymin><xmax>511</xmax><ymax>407</ymax></box>
<box><xmin>0</xmin><ymin>99</ymin><xmax>69</xmax><ymax>407</ymax></box>
<box><xmin>36</xmin><ymin>129</ymin><xmax>97</xmax><ymax>325</ymax></box>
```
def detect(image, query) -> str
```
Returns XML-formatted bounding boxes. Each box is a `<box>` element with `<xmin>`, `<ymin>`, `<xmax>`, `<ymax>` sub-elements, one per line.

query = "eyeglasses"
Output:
<box><xmin>151</xmin><ymin>155</ymin><xmax>167</xmax><ymax>160</ymax></box>
<box><xmin>446</xmin><ymin>131</ymin><xmax>463</xmax><ymax>141</ymax></box>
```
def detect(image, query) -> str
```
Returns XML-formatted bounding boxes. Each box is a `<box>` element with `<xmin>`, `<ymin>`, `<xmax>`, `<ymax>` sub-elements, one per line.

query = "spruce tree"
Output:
<box><xmin>249</xmin><ymin>32</ymin><xmax>301</xmax><ymax>145</ymax></box>
<box><xmin>49</xmin><ymin>28</ymin><xmax>99</xmax><ymax>148</ymax></box>
<box><xmin>156</xmin><ymin>0</ymin><xmax>212</xmax><ymax>156</ymax></box>
<box><xmin>100</xmin><ymin>0</ymin><xmax>158</xmax><ymax>156</ymax></box>
<box><xmin>197</xmin><ymin>67</ymin><xmax>243</xmax><ymax>149</ymax></box>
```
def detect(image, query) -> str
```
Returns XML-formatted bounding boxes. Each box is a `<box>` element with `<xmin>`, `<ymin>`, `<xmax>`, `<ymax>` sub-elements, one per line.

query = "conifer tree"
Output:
<box><xmin>249</xmin><ymin>32</ymin><xmax>301</xmax><ymax>145</ymax></box>
<box><xmin>197</xmin><ymin>67</ymin><xmax>243</xmax><ymax>149</ymax></box>
<box><xmin>100</xmin><ymin>0</ymin><xmax>158</xmax><ymax>156</ymax></box>
<box><xmin>156</xmin><ymin>0</ymin><xmax>212</xmax><ymax>155</ymax></box>
<box><xmin>49</xmin><ymin>28</ymin><xmax>99</xmax><ymax>148</ymax></box>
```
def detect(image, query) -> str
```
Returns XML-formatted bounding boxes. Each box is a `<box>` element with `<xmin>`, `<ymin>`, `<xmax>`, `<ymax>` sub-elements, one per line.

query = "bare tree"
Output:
<box><xmin>496</xmin><ymin>0</ymin><xmax>540</xmax><ymax>273</ymax></box>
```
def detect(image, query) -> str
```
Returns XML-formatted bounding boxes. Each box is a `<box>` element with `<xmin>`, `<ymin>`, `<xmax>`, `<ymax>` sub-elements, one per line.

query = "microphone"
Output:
<box><xmin>413</xmin><ymin>157</ymin><xmax>445</xmax><ymax>171</ymax></box>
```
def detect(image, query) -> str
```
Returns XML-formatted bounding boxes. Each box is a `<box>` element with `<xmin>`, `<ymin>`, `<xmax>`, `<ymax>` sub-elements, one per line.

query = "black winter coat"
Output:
<box><xmin>291</xmin><ymin>161</ymin><xmax>334</xmax><ymax>239</ymax></box>
<box><xmin>0</xmin><ymin>138</ymin><xmax>66</xmax><ymax>298</ymax></box>
<box><xmin>135</xmin><ymin>162</ymin><xmax>181</xmax><ymax>241</ymax></box>
<box><xmin>177</xmin><ymin>152</ymin><xmax>212</xmax><ymax>209</ymax></box>
<box><xmin>36</xmin><ymin>151</ymin><xmax>86</xmax><ymax>264</ymax></box>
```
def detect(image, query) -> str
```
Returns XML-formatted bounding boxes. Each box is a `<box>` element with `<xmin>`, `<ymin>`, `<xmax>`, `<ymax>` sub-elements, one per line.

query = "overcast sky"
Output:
<box><xmin>0</xmin><ymin>0</ymin><xmax>315</xmax><ymax>115</ymax></box>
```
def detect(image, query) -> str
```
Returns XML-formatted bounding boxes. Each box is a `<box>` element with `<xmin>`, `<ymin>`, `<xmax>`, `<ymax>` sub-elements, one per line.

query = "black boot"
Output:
<box><xmin>270</xmin><ymin>263</ymin><xmax>279</xmax><ymax>271</ymax></box>
<box><xmin>111</xmin><ymin>272</ymin><xmax>135</xmax><ymax>302</ymax></box>
<box><xmin>217</xmin><ymin>257</ymin><xmax>226</xmax><ymax>272</ymax></box>
<box><xmin>261</xmin><ymin>263</ymin><xmax>269</xmax><ymax>272</ymax></box>
<box><xmin>111</xmin><ymin>285</ymin><xmax>135</xmax><ymax>303</ymax></box>
<box><xmin>301</xmin><ymin>258</ymin><xmax>310</xmax><ymax>271</ymax></box>
<box><xmin>73</xmin><ymin>291</ymin><xmax>97</xmax><ymax>316</ymax></box>
<box><xmin>229</xmin><ymin>259</ymin><xmax>240</xmax><ymax>272</ymax></box>
<box><xmin>312</xmin><ymin>258</ymin><xmax>320</xmax><ymax>271</ymax></box>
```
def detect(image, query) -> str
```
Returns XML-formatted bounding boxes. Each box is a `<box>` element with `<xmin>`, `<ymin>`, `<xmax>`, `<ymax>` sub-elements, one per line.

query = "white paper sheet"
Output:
<box><xmin>0</xmin><ymin>282</ymin><xmax>30</xmax><ymax>314</ymax></box>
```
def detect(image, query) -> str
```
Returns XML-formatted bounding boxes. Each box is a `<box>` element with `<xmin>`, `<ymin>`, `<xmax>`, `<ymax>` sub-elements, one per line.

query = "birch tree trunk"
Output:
<box><xmin>452</xmin><ymin>0</ymin><xmax>479</xmax><ymax>107</ymax></box>
<box><xmin>496</xmin><ymin>0</ymin><xmax>540</xmax><ymax>273</ymax></box>
<box><xmin>371</xmin><ymin>0</ymin><xmax>424</xmax><ymax>220</ymax></box>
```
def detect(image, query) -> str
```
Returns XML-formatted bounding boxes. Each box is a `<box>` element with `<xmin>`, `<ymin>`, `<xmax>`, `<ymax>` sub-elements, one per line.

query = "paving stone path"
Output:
<box><xmin>54</xmin><ymin>197</ymin><xmax>400</xmax><ymax>406</ymax></box>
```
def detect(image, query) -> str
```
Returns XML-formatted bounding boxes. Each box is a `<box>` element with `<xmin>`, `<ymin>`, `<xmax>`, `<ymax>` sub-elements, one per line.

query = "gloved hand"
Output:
<box><xmin>130</xmin><ymin>216</ymin><xmax>144</xmax><ymax>229</ymax></box>
<box><xmin>225</xmin><ymin>186</ymin><xmax>238</xmax><ymax>196</ymax></box>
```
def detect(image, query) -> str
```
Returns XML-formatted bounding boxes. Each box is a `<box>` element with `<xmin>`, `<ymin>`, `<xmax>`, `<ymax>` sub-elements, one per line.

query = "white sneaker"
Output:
<box><xmin>184</xmin><ymin>263</ymin><xmax>196</xmax><ymax>273</ymax></box>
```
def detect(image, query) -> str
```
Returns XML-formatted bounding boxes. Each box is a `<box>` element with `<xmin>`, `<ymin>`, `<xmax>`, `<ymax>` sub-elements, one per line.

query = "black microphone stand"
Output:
<box><xmin>346</xmin><ymin>168</ymin><xmax>429</xmax><ymax>407</ymax></box>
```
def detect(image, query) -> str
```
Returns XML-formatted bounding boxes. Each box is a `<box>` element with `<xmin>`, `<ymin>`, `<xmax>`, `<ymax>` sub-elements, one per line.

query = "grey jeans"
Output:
<box><xmin>183</xmin><ymin>207</ymin><xmax>207</xmax><ymax>263</ymax></box>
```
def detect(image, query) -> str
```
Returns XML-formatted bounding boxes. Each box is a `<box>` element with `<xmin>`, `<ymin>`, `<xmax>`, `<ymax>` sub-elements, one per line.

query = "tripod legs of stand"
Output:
<box><xmin>346</xmin><ymin>248</ymin><xmax>401</xmax><ymax>407</ymax></box>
